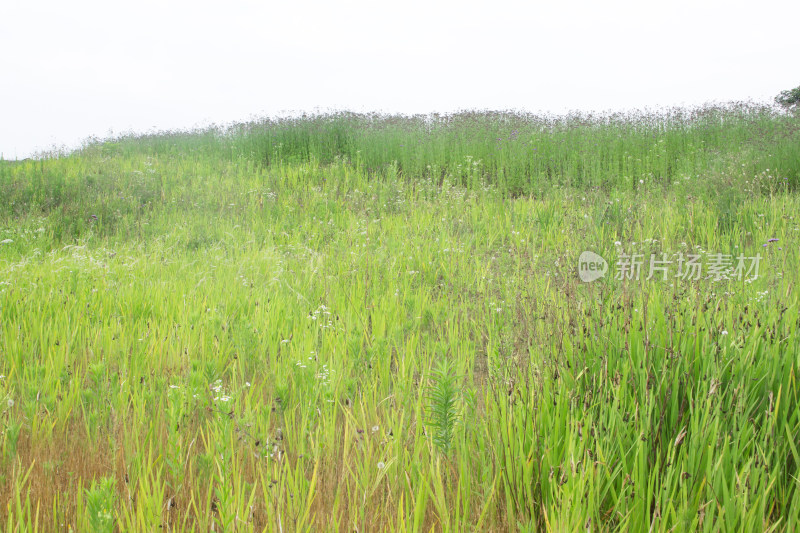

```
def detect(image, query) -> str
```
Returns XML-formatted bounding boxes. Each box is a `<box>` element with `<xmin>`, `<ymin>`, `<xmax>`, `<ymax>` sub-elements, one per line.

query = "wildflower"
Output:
<box><xmin>721</xmin><ymin>330</ymin><xmax>728</xmax><ymax>336</ymax></box>
<box><xmin>245</xmin><ymin>382</ymin><xmax>251</xmax><ymax>387</ymax></box>
<box><xmin>377</xmin><ymin>462</ymin><xmax>386</xmax><ymax>470</ymax></box>
<box><xmin>0</xmin><ymin>239</ymin><xmax>12</xmax><ymax>245</ymax></box>
<box><xmin>372</xmin><ymin>425</ymin><xmax>379</xmax><ymax>433</ymax></box>
<box><xmin>614</xmin><ymin>241</ymin><xmax>621</xmax><ymax>246</ymax></box>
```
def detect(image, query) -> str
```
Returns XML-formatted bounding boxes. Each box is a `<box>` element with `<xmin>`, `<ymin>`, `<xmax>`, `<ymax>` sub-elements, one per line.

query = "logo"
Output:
<box><xmin>578</xmin><ymin>251</ymin><xmax>608</xmax><ymax>282</ymax></box>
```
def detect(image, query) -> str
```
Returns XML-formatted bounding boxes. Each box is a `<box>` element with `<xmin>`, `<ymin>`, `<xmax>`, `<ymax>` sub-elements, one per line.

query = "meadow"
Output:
<box><xmin>1</xmin><ymin>103</ymin><xmax>799</xmax><ymax>531</ymax></box>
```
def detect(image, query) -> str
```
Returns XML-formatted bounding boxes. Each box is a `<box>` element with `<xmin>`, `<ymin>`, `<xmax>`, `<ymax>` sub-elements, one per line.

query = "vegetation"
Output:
<box><xmin>775</xmin><ymin>86</ymin><xmax>800</xmax><ymax>111</ymax></box>
<box><xmin>1</xmin><ymin>104</ymin><xmax>799</xmax><ymax>531</ymax></box>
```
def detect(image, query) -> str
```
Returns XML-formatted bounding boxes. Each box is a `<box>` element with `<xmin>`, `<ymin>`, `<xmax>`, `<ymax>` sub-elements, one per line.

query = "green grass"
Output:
<box><xmin>1</xmin><ymin>106</ymin><xmax>799</xmax><ymax>531</ymax></box>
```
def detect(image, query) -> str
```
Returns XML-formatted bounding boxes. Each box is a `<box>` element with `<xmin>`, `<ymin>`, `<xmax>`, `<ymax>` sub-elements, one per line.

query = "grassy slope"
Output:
<box><xmin>1</xmin><ymin>107</ymin><xmax>799</xmax><ymax>531</ymax></box>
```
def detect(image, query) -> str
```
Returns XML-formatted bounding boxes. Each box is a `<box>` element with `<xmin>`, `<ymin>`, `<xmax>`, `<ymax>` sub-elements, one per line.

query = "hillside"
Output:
<box><xmin>1</xmin><ymin>106</ymin><xmax>799</xmax><ymax>531</ymax></box>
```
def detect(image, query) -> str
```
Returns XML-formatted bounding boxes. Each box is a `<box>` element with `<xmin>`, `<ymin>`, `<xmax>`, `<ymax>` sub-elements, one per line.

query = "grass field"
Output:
<box><xmin>1</xmin><ymin>104</ymin><xmax>800</xmax><ymax>532</ymax></box>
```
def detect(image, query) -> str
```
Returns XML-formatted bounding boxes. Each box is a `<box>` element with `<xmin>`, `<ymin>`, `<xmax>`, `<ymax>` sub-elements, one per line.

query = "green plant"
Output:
<box><xmin>425</xmin><ymin>359</ymin><xmax>461</xmax><ymax>456</ymax></box>
<box><xmin>84</xmin><ymin>476</ymin><xmax>117</xmax><ymax>533</ymax></box>
<box><xmin>775</xmin><ymin>85</ymin><xmax>800</xmax><ymax>110</ymax></box>
<box><xmin>3</xmin><ymin>420</ymin><xmax>22</xmax><ymax>460</ymax></box>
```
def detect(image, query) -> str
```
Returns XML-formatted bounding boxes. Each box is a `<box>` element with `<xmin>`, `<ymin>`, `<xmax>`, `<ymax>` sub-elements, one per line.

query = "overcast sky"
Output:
<box><xmin>1</xmin><ymin>0</ymin><xmax>798</xmax><ymax>159</ymax></box>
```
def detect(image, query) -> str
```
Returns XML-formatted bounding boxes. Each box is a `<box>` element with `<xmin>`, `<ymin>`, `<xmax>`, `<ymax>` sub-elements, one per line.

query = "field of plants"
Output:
<box><xmin>1</xmin><ymin>104</ymin><xmax>800</xmax><ymax>531</ymax></box>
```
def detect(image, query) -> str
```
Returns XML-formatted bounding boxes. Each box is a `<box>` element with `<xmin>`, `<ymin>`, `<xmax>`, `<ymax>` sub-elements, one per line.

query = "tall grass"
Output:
<box><xmin>0</xmin><ymin>106</ymin><xmax>799</xmax><ymax>531</ymax></box>
<box><xmin>72</xmin><ymin>103</ymin><xmax>800</xmax><ymax>196</ymax></box>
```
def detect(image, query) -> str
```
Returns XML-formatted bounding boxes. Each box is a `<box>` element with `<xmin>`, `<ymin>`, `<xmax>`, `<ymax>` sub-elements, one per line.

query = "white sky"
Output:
<box><xmin>1</xmin><ymin>0</ymin><xmax>798</xmax><ymax>159</ymax></box>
